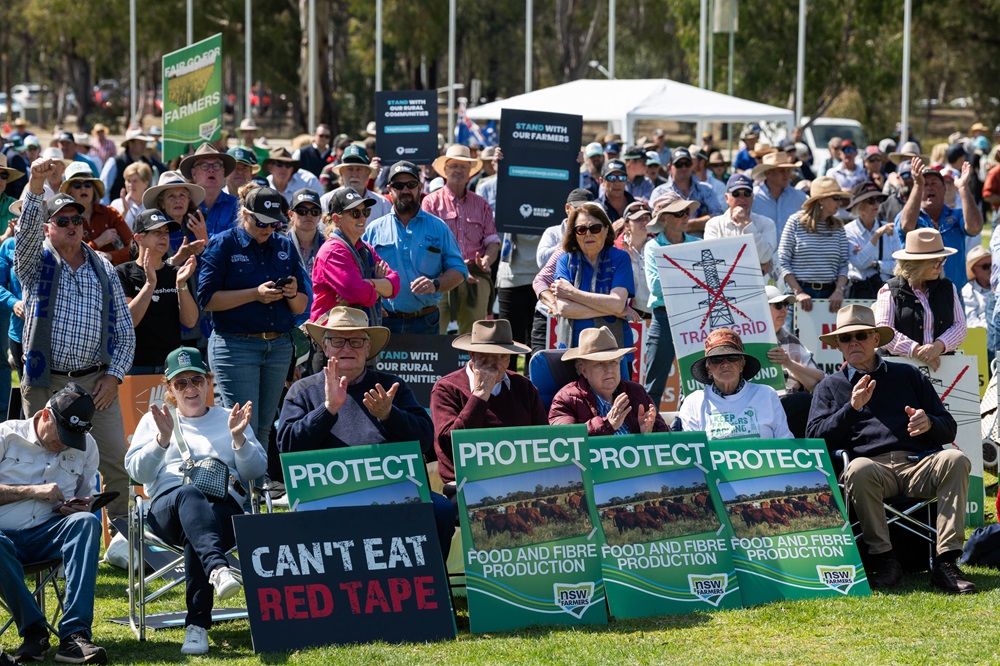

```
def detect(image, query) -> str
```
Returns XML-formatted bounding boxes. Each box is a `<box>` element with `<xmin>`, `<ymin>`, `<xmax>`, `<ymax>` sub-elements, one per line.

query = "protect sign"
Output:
<box><xmin>655</xmin><ymin>236</ymin><xmax>783</xmax><ymax>394</ymax></box>
<box><xmin>162</xmin><ymin>33</ymin><xmax>223</xmax><ymax>161</ymax></box>
<box><xmin>589</xmin><ymin>433</ymin><xmax>740</xmax><ymax>617</ymax></box>
<box><xmin>280</xmin><ymin>441</ymin><xmax>431</xmax><ymax>512</ymax></box>
<box><xmin>452</xmin><ymin>424</ymin><xmax>607</xmax><ymax>632</ymax></box>
<box><xmin>706</xmin><ymin>438</ymin><xmax>870</xmax><ymax>605</ymax></box>
<box><xmin>233</xmin><ymin>505</ymin><xmax>455</xmax><ymax>652</ymax></box>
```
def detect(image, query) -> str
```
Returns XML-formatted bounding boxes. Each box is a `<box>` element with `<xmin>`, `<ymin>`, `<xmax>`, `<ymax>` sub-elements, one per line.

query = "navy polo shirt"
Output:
<box><xmin>197</xmin><ymin>225</ymin><xmax>307</xmax><ymax>334</ymax></box>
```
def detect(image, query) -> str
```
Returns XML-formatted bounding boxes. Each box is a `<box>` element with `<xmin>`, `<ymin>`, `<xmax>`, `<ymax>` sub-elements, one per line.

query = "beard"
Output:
<box><xmin>394</xmin><ymin>196</ymin><xmax>418</xmax><ymax>215</ymax></box>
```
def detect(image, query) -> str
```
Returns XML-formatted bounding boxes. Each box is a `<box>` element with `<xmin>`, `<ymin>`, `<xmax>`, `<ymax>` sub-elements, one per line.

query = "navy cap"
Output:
<box><xmin>945</xmin><ymin>143</ymin><xmax>967</xmax><ymax>164</ymax></box>
<box><xmin>132</xmin><ymin>208</ymin><xmax>181</xmax><ymax>235</ymax></box>
<box><xmin>671</xmin><ymin>148</ymin><xmax>693</xmax><ymax>165</ymax></box>
<box><xmin>244</xmin><ymin>186</ymin><xmax>288</xmax><ymax>223</ymax></box>
<box><xmin>604</xmin><ymin>141</ymin><xmax>622</xmax><ymax>154</ymax></box>
<box><xmin>726</xmin><ymin>173</ymin><xmax>754</xmax><ymax>193</ymax></box>
<box><xmin>328</xmin><ymin>186</ymin><xmax>377</xmax><ymax>214</ymax></box>
<box><xmin>47</xmin><ymin>383</ymin><xmax>95</xmax><ymax>452</ymax></box>
<box><xmin>56</xmin><ymin>131</ymin><xmax>74</xmax><ymax>143</ymax></box>
<box><xmin>290</xmin><ymin>189</ymin><xmax>322</xmax><ymax>210</ymax></box>
<box><xmin>600</xmin><ymin>160</ymin><xmax>627</xmax><ymax>178</ymax></box>
<box><xmin>44</xmin><ymin>193</ymin><xmax>84</xmax><ymax>219</ymax></box>
<box><xmin>566</xmin><ymin>188</ymin><xmax>596</xmax><ymax>206</ymax></box>
<box><xmin>388</xmin><ymin>161</ymin><xmax>421</xmax><ymax>181</ymax></box>
<box><xmin>621</xmin><ymin>145</ymin><xmax>645</xmax><ymax>161</ymax></box>
<box><xmin>897</xmin><ymin>160</ymin><xmax>913</xmax><ymax>176</ymax></box>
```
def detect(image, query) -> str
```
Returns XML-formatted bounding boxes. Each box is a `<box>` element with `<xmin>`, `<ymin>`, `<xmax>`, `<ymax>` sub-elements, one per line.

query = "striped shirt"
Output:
<box><xmin>421</xmin><ymin>186</ymin><xmax>500</xmax><ymax>262</ymax></box>
<box><xmin>872</xmin><ymin>280</ymin><xmax>967</xmax><ymax>357</ymax></box>
<box><xmin>15</xmin><ymin>192</ymin><xmax>135</xmax><ymax>380</ymax></box>
<box><xmin>777</xmin><ymin>213</ymin><xmax>849</xmax><ymax>286</ymax></box>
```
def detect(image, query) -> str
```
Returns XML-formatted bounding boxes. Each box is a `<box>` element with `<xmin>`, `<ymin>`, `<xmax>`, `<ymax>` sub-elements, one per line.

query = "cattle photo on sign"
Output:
<box><xmin>593</xmin><ymin>468</ymin><xmax>720</xmax><ymax>546</ymax></box>
<box><xmin>463</xmin><ymin>466</ymin><xmax>593</xmax><ymax>550</ymax></box>
<box><xmin>718</xmin><ymin>471</ymin><xmax>844</xmax><ymax>539</ymax></box>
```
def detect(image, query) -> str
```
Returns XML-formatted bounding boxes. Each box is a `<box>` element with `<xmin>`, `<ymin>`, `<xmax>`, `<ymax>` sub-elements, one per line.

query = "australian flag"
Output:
<box><xmin>455</xmin><ymin>99</ymin><xmax>497</xmax><ymax>147</ymax></box>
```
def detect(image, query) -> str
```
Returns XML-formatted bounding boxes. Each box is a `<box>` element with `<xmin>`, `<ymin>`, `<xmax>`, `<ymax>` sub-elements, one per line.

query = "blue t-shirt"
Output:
<box><xmin>895</xmin><ymin>205</ymin><xmax>968</xmax><ymax>287</ymax></box>
<box><xmin>733</xmin><ymin>148</ymin><xmax>756</xmax><ymax>172</ymax></box>
<box><xmin>554</xmin><ymin>247</ymin><xmax>635</xmax><ymax>347</ymax></box>
<box><xmin>197</xmin><ymin>226</ymin><xmax>308</xmax><ymax>335</ymax></box>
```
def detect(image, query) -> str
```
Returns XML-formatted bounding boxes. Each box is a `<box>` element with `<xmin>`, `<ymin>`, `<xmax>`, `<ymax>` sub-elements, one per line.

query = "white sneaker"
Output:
<box><xmin>209</xmin><ymin>566</ymin><xmax>242</xmax><ymax>602</ymax></box>
<box><xmin>180</xmin><ymin>625</ymin><xmax>209</xmax><ymax>655</ymax></box>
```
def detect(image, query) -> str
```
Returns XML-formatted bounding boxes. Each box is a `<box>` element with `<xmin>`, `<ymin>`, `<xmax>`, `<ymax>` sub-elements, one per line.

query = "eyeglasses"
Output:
<box><xmin>252</xmin><ymin>215</ymin><xmax>281</xmax><ymax>229</ymax></box>
<box><xmin>171</xmin><ymin>375</ymin><xmax>207</xmax><ymax>390</ymax></box>
<box><xmin>574</xmin><ymin>223</ymin><xmax>605</xmax><ymax>236</ymax></box>
<box><xmin>830</xmin><ymin>196</ymin><xmax>850</xmax><ymax>204</ymax></box>
<box><xmin>932</xmin><ymin>258</ymin><xmax>947</xmax><ymax>268</ymax></box>
<box><xmin>51</xmin><ymin>215</ymin><xmax>85</xmax><ymax>227</ymax></box>
<box><xmin>604</xmin><ymin>174</ymin><xmax>627</xmax><ymax>182</ymax></box>
<box><xmin>673</xmin><ymin>161</ymin><xmax>693</xmax><ymax>169</ymax></box>
<box><xmin>68</xmin><ymin>180</ymin><xmax>93</xmax><ymax>190</ymax></box>
<box><xmin>194</xmin><ymin>161</ymin><xmax>224</xmax><ymax>172</ymax></box>
<box><xmin>837</xmin><ymin>331</ymin><xmax>870</xmax><ymax>343</ymax></box>
<box><xmin>343</xmin><ymin>208</ymin><xmax>371</xmax><ymax>220</ymax></box>
<box><xmin>293</xmin><ymin>207</ymin><xmax>322</xmax><ymax>217</ymax></box>
<box><xmin>731</xmin><ymin>189</ymin><xmax>753</xmax><ymax>198</ymax></box>
<box><xmin>707</xmin><ymin>354</ymin><xmax>743</xmax><ymax>366</ymax></box>
<box><xmin>0</xmin><ymin>172</ymin><xmax>8</xmax><ymax>180</ymax></box>
<box><xmin>771</xmin><ymin>301</ymin><xmax>789</xmax><ymax>311</ymax></box>
<box><xmin>270</xmin><ymin>162</ymin><xmax>294</xmax><ymax>169</ymax></box>
<box><xmin>389</xmin><ymin>180</ymin><xmax>420</xmax><ymax>191</ymax></box>
<box><xmin>974</xmin><ymin>262</ymin><xmax>992</xmax><ymax>271</ymax></box>
<box><xmin>323</xmin><ymin>336</ymin><xmax>369</xmax><ymax>349</ymax></box>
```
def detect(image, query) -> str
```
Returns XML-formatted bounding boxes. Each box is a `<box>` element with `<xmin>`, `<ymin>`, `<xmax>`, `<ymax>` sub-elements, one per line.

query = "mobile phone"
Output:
<box><xmin>88</xmin><ymin>491</ymin><xmax>121</xmax><ymax>513</ymax></box>
<box><xmin>273</xmin><ymin>277</ymin><xmax>293</xmax><ymax>289</ymax></box>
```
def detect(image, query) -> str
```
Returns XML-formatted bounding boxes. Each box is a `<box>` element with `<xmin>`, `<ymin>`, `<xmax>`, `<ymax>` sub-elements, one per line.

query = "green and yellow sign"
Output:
<box><xmin>162</xmin><ymin>33</ymin><xmax>223</xmax><ymax>161</ymax></box>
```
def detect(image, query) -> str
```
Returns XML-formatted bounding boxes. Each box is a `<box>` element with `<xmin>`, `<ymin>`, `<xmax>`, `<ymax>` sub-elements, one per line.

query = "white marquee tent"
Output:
<box><xmin>465</xmin><ymin>78</ymin><xmax>794</xmax><ymax>139</ymax></box>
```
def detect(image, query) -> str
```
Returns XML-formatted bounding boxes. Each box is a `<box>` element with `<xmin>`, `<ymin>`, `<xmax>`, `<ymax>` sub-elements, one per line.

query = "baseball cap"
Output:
<box><xmin>132</xmin><ymin>208</ymin><xmax>181</xmax><ymax>235</ymax></box>
<box><xmin>624</xmin><ymin>201</ymin><xmax>652</xmax><ymax>220</ymax></box>
<box><xmin>566</xmin><ymin>188</ymin><xmax>596</xmax><ymax>207</ymax></box>
<box><xmin>897</xmin><ymin>160</ymin><xmax>913</xmax><ymax>176</ymax></box>
<box><xmin>621</xmin><ymin>145</ymin><xmax>645</xmax><ymax>161</ymax></box>
<box><xmin>863</xmin><ymin>145</ymin><xmax>883</xmax><ymax>161</ymax></box>
<box><xmin>726</xmin><ymin>173</ymin><xmax>754</xmax><ymax>193</ymax></box>
<box><xmin>290</xmin><ymin>189</ymin><xmax>322</xmax><ymax>210</ymax></box>
<box><xmin>388</xmin><ymin>161</ymin><xmax>421</xmax><ymax>181</ymax></box>
<box><xmin>584</xmin><ymin>142</ymin><xmax>604</xmax><ymax>158</ymax></box>
<box><xmin>945</xmin><ymin>143</ymin><xmax>967</xmax><ymax>164</ymax></box>
<box><xmin>243</xmin><ymin>186</ymin><xmax>288</xmax><ymax>224</ymax></box>
<box><xmin>922</xmin><ymin>166</ymin><xmax>945</xmax><ymax>182</ymax></box>
<box><xmin>56</xmin><ymin>131</ymin><xmax>74</xmax><ymax>144</ymax></box>
<box><xmin>44</xmin><ymin>193</ymin><xmax>84</xmax><ymax>219</ymax></box>
<box><xmin>165</xmin><ymin>346</ymin><xmax>209</xmax><ymax>381</ymax></box>
<box><xmin>340</xmin><ymin>144</ymin><xmax>371</xmax><ymax>166</ymax></box>
<box><xmin>600</xmin><ymin>160</ymin><xmax>627</xmax><ymax>178</ymax></box>
<box><xmin>24</xmin><ymin>136</ymin><xmax>40</xmax><ymax>149</ymax></box>
<box><xmin>840</xmin><ymin>139</ymin><xmax>857</xmax><ymax>152</ymax></box>
<box><xmin>764</xmin><ymin>285</ymin><xmax>795</xmax><ymax>305</ymax></box>
<box><xmin>328</xmin><ymin>186</ymin><xmax>377</xmax><ymax>214</ymax></box>
<box><xmin>604</xmin><ymin>141</ymin><xmax>622</xmax><ymax>155</ymax></box>
<box><xmin>671</xmin><ymin>148</ymin><xmax>693</xmax><ymax>165</ymax></box>
<box><xmin>47</xmin><ymin>383</ymin><xmax>95</xmax><ymax>451</ymax></box>
<box><xmin>228</xmin><ymin>146</ymin><xmax>259</xmax><ymax>166</ymax></box>
<box><xmin>645</xmin><ymin>151</ymin><xmax>662</xmax><ymax>167</ymax></box>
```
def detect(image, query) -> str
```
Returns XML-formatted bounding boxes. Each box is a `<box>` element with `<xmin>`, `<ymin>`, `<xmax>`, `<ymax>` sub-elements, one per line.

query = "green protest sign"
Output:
<box><xmin>280</xmin><ymin>441</ymin><xmax>431</xmax><ymax>511</ymax></box>
<box><xmin>452</xmin><ymin>424</ymin><xmax>607</xmax><ymax>633</ymax></box>
<box><xmin>706</xmin><ymin>439</ymin><xmax>870</xmax><ymax>604</ymax></box>
<box><xmin>162</xmin><ymin>33</ymin><xmax>223</xmax><ymax>162</ymax></box>
<box><xmin>588</xmin><ymin>433</ymin><xmax>741</xmax><ymax>617</ymax></box>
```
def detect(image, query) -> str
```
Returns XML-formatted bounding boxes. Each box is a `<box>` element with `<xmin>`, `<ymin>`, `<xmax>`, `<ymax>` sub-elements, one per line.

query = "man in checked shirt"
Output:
<box><xmin>422</xmin><ymin>145</ymin><xmax>500</xmax><ymax>334</ymax></box>
<box><xmin>14</xmin><ymin>158</ymin><xmax>135</xmax><ymax>520</ymax></box>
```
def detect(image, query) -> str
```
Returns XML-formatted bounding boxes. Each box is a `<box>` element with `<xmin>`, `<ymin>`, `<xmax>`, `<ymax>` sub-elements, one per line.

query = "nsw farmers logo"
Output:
<box><xmin>817</xmin><ymin>565</ymin><xmax>858</xmax><ymax>595</ymax></box>
<box><xmin>688</xmin><ymin>573</ymin><xmax>729</xmax><ymax>607</ymax></box>
<box><xmin>553</xmin><ymin>582</ymin><xmax>594</xmax><ymax>619</ymax></box>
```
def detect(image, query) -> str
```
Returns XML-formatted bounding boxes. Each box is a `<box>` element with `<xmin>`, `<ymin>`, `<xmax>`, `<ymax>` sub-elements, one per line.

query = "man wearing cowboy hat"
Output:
<box><xmin>549</xmin><ymin>326</ymin><xmax>666</xmax><ymax>436</ymax></box>
<box><xmin>650</xmin><ymin>148</ymin><xmax>722</xmax><ymax>235</ymax></box>
<box><xmin>806</xmin><ymin>304</ymin><xmax>973</xmax><ymax>594</ymax></box>
<box><xmin>897</xmin><ymin>156</ymin><xmax>983</xmax><ymax>288</ymax></box>
<box><xmin>705</xmin><ymin>174</ymin><xmax>777</xmax><ymax>275</ymax></box>
<box><xmin>707</xmin><ymin>151</ymin><xmax>731</xmax><ymax>185</ymax></box>
<box><xmin>0</xmin><ymin>155</ymin><xmax>25</xmax><ymax>227</ymax></box>
<box><xmin>98</xmin><ymin>127</ymin><xmax>166</xmax><ymax>206</ymax></box>
<box><xmin>179</xmin><ymin>143</ymin><xmax>240</xmax><ymax>237</ymax></box>
<box><xmin>430</xmin><ymin>319</ymin><xmax>548</xmax><ymax>489</ymax></box>
<box><xmin>421</xmin><ymin>145</ymin><xmax>500</xmax><ymax>334</ymax></box>
<box><xmin>264</xmin><ymin>147</ymin><xmax>321</xmax><ymax>205</ymax></box>
<box><xmin>752</xmin><ymin>151</ymin><xmax>808</xmax><ymax>240</ymax></box>
<box><xmin>17</xmin><ymin>158</ymin><xmax>136</xmax><ymax>523</ymax></box>
<box><xmin>320</xmin><ymin>144</ymin><xmax>391</xmax><ymax>221</ymax></box>
<box><xmin>292</xmin><ymin>124</ymin><xmax>334</xmax><ymax>177</ymax></box>
<box><xmin>224</xmin><ymin>146</ymin><xmax>260</xmax><ymax>196</ymax></box>
<box><xmin>236</xmin><ymin>118</ymin><xmax>269</xmax><ymax>166</ymax></box>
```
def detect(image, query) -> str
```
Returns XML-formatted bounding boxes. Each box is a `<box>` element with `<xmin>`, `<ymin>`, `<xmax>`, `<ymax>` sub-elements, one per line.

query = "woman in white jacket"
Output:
<box><xmin>124</xmin><ymin>346</ymin><xmax>266</xmax><ymax>656</ymax></box>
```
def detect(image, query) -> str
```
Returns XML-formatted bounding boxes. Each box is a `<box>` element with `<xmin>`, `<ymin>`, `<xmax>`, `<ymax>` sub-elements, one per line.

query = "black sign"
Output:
<box><xmin>234</xmin><ymin>505</ymin><xmax>455</xmax><ymax>653</ymax></box>
<box><xmin>495</xmin><ymin>108</ymin><xmax>583</xmax><ymax>234</ymax></box>
<box><xmin>376</xmin><ymin>91</ymin><xmax>439</xmax><ymax>165</ymax></box>
<box><xmin>376</xmin><ymin>333</ymin><xmax>469</xmax><ymax>407</ymax></box>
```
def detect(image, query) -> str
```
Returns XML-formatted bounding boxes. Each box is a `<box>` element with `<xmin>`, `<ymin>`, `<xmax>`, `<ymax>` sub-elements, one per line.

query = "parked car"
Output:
<box><xmin>800</xmin><ymin>117</ymin><xmax>867</xmax><ymax>171</ymax></box>
<box><xmin>11</xmin><ymin>83</ymin><xmax>51</xmax><ymax>110</ymax></box>
<box><xmin>0</xmin><ymin>93</ymin><xmax>25</xmax><ymax>118</ymax></box>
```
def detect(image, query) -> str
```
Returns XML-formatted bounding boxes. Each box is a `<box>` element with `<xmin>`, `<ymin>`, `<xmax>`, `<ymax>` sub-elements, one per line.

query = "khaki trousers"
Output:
<box><xmin>22</xmin><ymin>369</ymin><xmax>130</xmax><ymax>519</ymax></box>
<box><xmin>843</xmin><ymin>449</ymin><xmax>970</xmax><ymax>556</ymax></box>
<box><xmin>438</xmin><ymin>274</ymin><xmax>492</xmax><ymax>334</ymax></box>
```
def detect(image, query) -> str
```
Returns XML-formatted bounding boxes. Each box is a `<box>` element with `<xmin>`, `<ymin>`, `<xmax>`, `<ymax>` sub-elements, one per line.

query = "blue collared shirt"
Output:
<box><xmin>895</xmin><ymin>204</ymin><xmax>968</xmax><ymax>287</ymax></box>
<box><xmin>197</xmin><ymin>226</ymin><xmax>308</xmax><ymax>334</ymax></box>
<box><xmin>362</xmin><ymin>209</ymin><xmax>468</xmax><ymax>314</ymax></box>
<box><xmin>752</xmin><ymin>183</ymin><xmax>808</xmax><ymax>239</ymax></box>
<box><xmin>651</xmin><ymin>175</ymin><xmax>724</xmax><ymax>217</ymax></box>
<box><xmin>199</xmin><ymin>191</ymin><xmax>240</xmax><ymax>238</ymax></box>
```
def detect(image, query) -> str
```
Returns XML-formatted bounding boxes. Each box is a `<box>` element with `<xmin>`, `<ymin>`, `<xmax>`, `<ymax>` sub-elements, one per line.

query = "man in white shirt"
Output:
<box><xmin>704</xmin><ymin>174</ymin><xmax>777</xmax><ymax>274</ymax></box>
<box><xmin>828</xmin><ymin>140</ymin><xmax>870</xmax><ymax>190</ymax></box>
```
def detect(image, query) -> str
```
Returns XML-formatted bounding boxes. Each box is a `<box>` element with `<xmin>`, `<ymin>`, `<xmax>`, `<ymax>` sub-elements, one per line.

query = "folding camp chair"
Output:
<box><xmin>0</xmin><ymin>559</ymin><xmax>64</xmax><ymax>637</ymax></box>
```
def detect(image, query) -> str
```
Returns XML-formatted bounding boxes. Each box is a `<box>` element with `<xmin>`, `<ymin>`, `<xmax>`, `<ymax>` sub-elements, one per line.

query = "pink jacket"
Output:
<box><xmin>310</xmin><ymin>236</ymin><xmax>399</xmax><ymax>321</ymax></box>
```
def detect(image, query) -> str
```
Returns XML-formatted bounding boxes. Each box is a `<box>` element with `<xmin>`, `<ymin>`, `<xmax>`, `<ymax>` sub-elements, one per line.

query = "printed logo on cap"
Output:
<box><xmin>177</xmin><ymin>350</ymin><xmax>191</xmax><ymax>366</ymax></box>
<box><xmin>263</xmin><ymin>200</ymin><xmax>280</xmax><ymax>210</ymax></box>
<box><xmin>278</xmin><ymin>251</ymin><xmax>290</xmax><ymax>260</ymax></box>
<box><xmin>345</xmin><ymin>192</ymin><xmax>356</xmax><ymax>200</ymax></box>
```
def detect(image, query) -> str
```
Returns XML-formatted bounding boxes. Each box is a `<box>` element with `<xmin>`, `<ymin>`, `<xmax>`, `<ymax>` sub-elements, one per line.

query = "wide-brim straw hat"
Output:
<box><xmin>818</xmin><ymin>304</ymin><xmax>895</xmax><ymax>347</ymax></box>
<box><xmin>888</xmin><ymin>141</ymin><xmax>930</xmax><ymax>165</ymax></box>
<box><xmin>967</xmin><ymin>245</ymin><xmax>991</xmax><ymax>281</ymax></box>
<box><xmin>707</xmin><ymin>152</ymin><xmax>730</xmax><ymax>168</ymax></box>
<box><xmin>848</xmin><ymin>181</ymin><xmax>888</xmax><ymax>211</ymax></box>
<box><xmin>689</xmin><ymin>328</ymin><xmax>761</xmax><ymax>385</ymax></box>
<box><xmin>304</xmin><ymin>306</ymin><xmax>390</xmax><ymax>360</ymax></box>
<box><xmin>179</xmin><ymin>143</ymin><xmax>237</xmax><ymax>180</ymax></box>
<box><xmin>891</xmin><ymin>228</ymin><xmax>957</xmax><ymax>261</ymax></box>
<box><xmin>648</xmin><ymin>192</ymin><xmax>698</xmax><ymax>233</ymax></box>
<box><xmin>562</xmin><ymin>326</ymin><xmax>636</xmax><ymax>363</ymax></box>
<box><xmin>802</xmin><ymin>176</ymin><xmax>846</xmax><ymax>207</ymax></box>
<box><xmin>262</xmin><ymin>147</ymin><xmax>300</xmax><ymax>172</ymax></box>
<box><xmin>432</xmin><ymin>145</ymin><xmax>483</xmax><ymax>178</ymax></box>
<box><xmin>751</xmin><ymin>151</ymin><xmax>802</xmax><ymax>180</ymax></box>
<box><xmin>750</xmin><ymin>141</ymin><xmax>776</xmax><ymax>158</ymax></box>
<box><xmin>142</xmin><ymin>170</ymin><xmax>206</xmax><ymax>210</ymax></box>
<box><xmin>120</xmin><ymin>127</ymin><xmax>154</xmax><ymax>147</ymax></box>
<box><xmin>451</xmin><ymin>319</ymin><xmax>530</xmax><ymax>355</ymax></box>
<box><xmin>0</xmin><ymin>154</ymin><xmax>25</xmax><ymax>182</ymax></box>
<box><xmin>238</xmin><ymin>118</ymin><xmax>258</xmax><ymax>132</ymax></box>
<box><xmin>59</xmin><ymin>162</ymin><xmax>105</xmax><ymax>199</ymax></box>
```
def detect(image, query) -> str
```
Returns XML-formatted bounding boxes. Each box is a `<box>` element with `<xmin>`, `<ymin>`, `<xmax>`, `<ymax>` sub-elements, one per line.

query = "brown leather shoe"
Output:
<box><xmin>930</xmin><ymin>561</ymin><xmax>977</xmax><ymax>594</ymax></box>
<box><xmin>869</xmin><ymin>557</ymin><xmax>904</xmax><ymax>589</ymax></box>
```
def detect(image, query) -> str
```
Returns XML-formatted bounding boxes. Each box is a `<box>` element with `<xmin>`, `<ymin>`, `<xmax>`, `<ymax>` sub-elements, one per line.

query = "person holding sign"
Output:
<box><xmin>126</xmin><ymin>347</ymin><xmax>268</xmax><ymax>654</ymax></box>
<box><xmin>678</xmin><ymin>328</ymin><xmax>792</xmax><ymax>440</ymax></box>
<box><xmin>872</xmin><ymin>228</ymin><xmax>966</xmax><ymax>371</ymax></box>
<box><xmin>549</xmin><ymin>326</ymin><xmax>666</xmax><ymax>435</ymax></box>
<box><xmin>431</xmin><ymin>319</ymin><xmax>547</xmax><ymax>489</ymax></box>
<box><xmin>806</xmin><ymin>305</ymin><xmax>973</xmax><ymax>593</ymax></box>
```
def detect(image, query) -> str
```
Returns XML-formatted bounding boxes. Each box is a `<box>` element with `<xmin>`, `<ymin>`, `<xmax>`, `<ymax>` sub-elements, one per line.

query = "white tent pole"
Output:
<box><xmin>186</xmin><ymin>0</ymin><xmax>193</xmax><ymax>45</ymax></box>
<box><xmin>699</xmin><ymin>0</ymin><xmax>707</xmax><ymax>89</ymax></box>
<box><xmin>375</xmin><ymin>0</ymin><xmax>383</xmax><ymax>92</ymax></box>
<box><xmin>448</xmin><ymin>0</ymin><xmax>456</xmax><ymax>143</ymax></box>
<box><xmin>901</xmin><ymin>0</ymin><xmax>911</xmax><ymax>144</ymax></box>
<box><xmin>795</xmin><ymin>0</ymin><xmax>806</xmax><ymax>125</ymax></box>
<box><xmin>525</xmin><ymin>0</ymin><xmax>533</xmax><ymax>93</ymax></box>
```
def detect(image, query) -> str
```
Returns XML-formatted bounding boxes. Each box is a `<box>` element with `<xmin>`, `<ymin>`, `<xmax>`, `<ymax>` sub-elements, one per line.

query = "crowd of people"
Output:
<box><xmin>0</xmin><ymin>114</ymin><xmax>994</xmax><ymax>660</ymax></box>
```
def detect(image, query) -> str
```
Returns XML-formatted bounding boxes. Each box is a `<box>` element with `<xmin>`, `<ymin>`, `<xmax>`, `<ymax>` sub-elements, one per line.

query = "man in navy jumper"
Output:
<box><xmin>276</xmin><ymin>306</ymin><xmax>455</xmax><ymax>556</ymax></box>
<box><xmin>806</xmin><ymin>304</ymin><xmax>973</xmax><ymax>593</ymax></box>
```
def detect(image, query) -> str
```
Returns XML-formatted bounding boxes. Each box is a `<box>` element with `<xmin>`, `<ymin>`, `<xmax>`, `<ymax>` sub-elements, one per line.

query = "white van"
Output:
<box><xmin>800</xmin><ymin>117</ymin><xmax>868</xmax><ymax>175</ymax></box>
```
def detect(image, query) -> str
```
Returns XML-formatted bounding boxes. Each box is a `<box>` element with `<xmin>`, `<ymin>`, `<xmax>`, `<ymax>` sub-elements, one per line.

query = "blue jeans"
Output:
<box><xmin>645</xmin><ymin>307</ymin><xmax>675</xmax><ymax>407</ymax></box>
<box><xmin>208</xmin><ymin>333</ymin><xmax>292</xmax><ymax>449</ymax></box>
<box><xmin>383</xmin><ymin>309</ymin><xmax>440</xmax><ymax>335</ymax></box>
<box><xmin>430</xmin><ymin>492</ymin><xmax>456</xmax><ymax>559</ymax></box>
<box><xmin>0</xmin><ymin>513</ymin><xmax>101</xmax><ymax>639</ymax></box>
<box><xmin>147</xmin><ymin>485</ymin><xmax>243</xmax><ymax>629</ymax></box>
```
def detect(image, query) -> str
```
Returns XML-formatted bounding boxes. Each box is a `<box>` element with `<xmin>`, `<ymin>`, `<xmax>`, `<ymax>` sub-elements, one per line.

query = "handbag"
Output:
<box><xmin>170</xmin><ymin>407</ymin><xmax>236</xmax><ymax>502</ymax></box>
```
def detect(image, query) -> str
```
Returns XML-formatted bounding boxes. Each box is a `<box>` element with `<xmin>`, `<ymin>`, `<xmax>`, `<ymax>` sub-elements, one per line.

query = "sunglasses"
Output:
<box><xmin>69</xmin><ymin>180</ymin><xmax>93</xmax><ymax>189</ymax></box>
<box><xmin>771</xmin><ymin>301</ymin><xmax>789</xmax><ymax>311</ymax></box>
<box><xmin>194</xmin><ymin>161</ymin><xmax>224</xmax><ymax>172</ymax></box>
<box><xmin>389</xmin><ymin>180</ymin><xmax>420</xmax><ymax>191</ymax></box>
<box><xmin>252</xmin><ymin>215</ymin><xmax>282</xmax><ymax>229</ymax></box>
<box><xmin>323</xmin><ymin>337</ymin><xmax>369</xmax><ymax>349</ymax></box>
<box><xmin>171</xmin><ymin>375</ymin><xmax>207</xmax><ymax>390</ymax></box>
<box><xmin>837</xmin><ymin>331</ymin><xmax>870</xmax><ymax>343</ymax></box>
<box><xmin>830</xmin><ymin>196</ymin><xmax>850</xmax><ymax>204</ymax></box>
<box><xmin>673</xmin><ymin>161</ymin><xmax>693</xmax><ymax>168</ymax></box>
<box><xmin>842</xmin><ymin>148</ymin><xmax>857</xmax><ymax>154</ymax></box>
<box><xmin>731</xmin><ymin>189</ymin><xmax>753</xmax><ymax>199</ymax></box>
<box><xmin>0</xmin><ymin>172</ymin><xmax>8</xmax><ymax>180</ymax></box>
<box><xmin>317</xmin><ymin>134</ymin><xmax>332</xmax><ymax>139</ymax></box>
<box><xmin>661</xmin><ymin>210</ymin><xmax>690</xmax><ymax>219</ymax></box>
<box><xmin>293</xmin><ymin>207</ymin><xmax>322</xmax><ymax>217</ymax></box>
<box><xmin>575</xmin><ymin>223</ymin><xmax>606</xmax><ymax>236</ymax></box>
<box><xmin>270</xmin><ymin>162</ymin><xmax>294</xmax><ymax>169</ymax></box>
<box><xmin>343</xmin><ymin>208</ymin><xmax>371</xmax><ymax>220</ymax></box>
<box><xmin>604</xmin><ymin>174</ymin><xmax>627</xmax><ymax>182</ymax></box>
<box><xmin>707</xmin><ymin>354</ymin><xmax>743</xmax><ymax>366</ymax></box>
<box><xmin>51</xmin><ymin>215</ymin><xmax>85</xmax><ymax>227</ymax></box>
<box><xmin>974</xmin><ymin>262</ymin><xmax>993</xmax><ymax>271</ymax></box>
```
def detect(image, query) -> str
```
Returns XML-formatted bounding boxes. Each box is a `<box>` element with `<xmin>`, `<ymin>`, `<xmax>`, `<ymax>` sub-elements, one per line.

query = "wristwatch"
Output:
<box><xmin>432</xmin><ymin>278</ymin><xmax>441</xmax><ymax>292</ymax></box>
